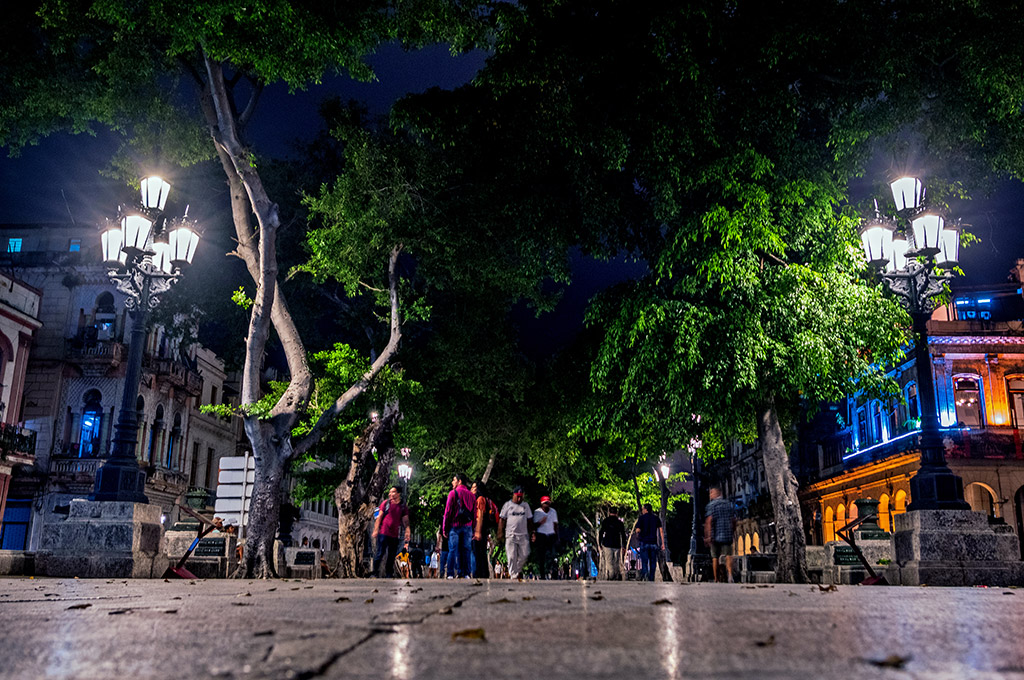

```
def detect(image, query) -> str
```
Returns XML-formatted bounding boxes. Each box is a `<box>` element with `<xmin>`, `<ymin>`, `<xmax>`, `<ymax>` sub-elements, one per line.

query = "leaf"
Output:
<box><xmin>107</xmin><ymin>609</ymin><xmax>131</xmax><ymax>615</ymax></box>
<box><xmin>451</xmin><ymin>628</ymin><xmax>487</xmax><ymax>642</ymax></box>
<box><xmin>817</xmin><ymin>584</ymin><xmax>837</xmax><ymax>593</ymax></box>
<box><xmin>254</xmin><ymin>630</ymin><xmax>274</xmax><ymax>637</ymax></box>
<box><xmin>651</xmin><ymin>599</ymin><xmax>672</xmax><ymax>605</ymax></box>
<box><xmin>521</xmin><ymin>596</ymin><xmax>535</xmax><ymax>601</ymax></box>
<box><xmin>755</xmin><ymin>635</ymin><xmax>776</xmax><ymax>648</ymax></box>
<box><xmin>335</xmin><ymin>597</ymin><xmax>350</xmax><ymax>602</ymax></box>
<box><xmin>868</xmin><ymin>655</ymin><xmax>911</xmax><ymax>669</ymax></box>
<box><xmin>490</xmin><ymin>598</ymin><xmax>514</xmax><ymax>604</ymax></box>
<box><xmin>589</xmin><ymin>595</ymin><xmax>604</xmax><ymax>601</ymax></box>
<box><xmin>66</xmin><ymin>603</ymin><xmax>91</xmax><ymax>610</ymax></box>
<box><xmin>438</xmin><ymin>606</ymin><xmax>453</xmax><ymax>615</ymax></box>
<box><xmin>365</xmin><ymin>598</ymin><xmax>374</xmax><ymax>603</ymax></box>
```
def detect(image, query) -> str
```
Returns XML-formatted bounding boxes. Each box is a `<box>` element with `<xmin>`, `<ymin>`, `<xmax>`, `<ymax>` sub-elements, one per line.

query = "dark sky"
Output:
<box><xmin>2</xmin><ymin>40</ymin><xmax>1023</xmax><ymax>297</ymax></box>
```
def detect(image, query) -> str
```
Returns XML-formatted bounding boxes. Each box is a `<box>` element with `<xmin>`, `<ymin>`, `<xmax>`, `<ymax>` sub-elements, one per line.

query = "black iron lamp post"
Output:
<box><xmin>859</xmin><ymin>176</ymin><xmax>969</xmax><ymax>511</ymax></box>
<box><xmin>92</xmin><ymin>176</ymin><xmax>201</xmax><ymax>503</ymax></box>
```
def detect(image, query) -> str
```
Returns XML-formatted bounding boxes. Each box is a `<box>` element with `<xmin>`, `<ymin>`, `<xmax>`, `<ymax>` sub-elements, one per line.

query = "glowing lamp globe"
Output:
<box><xmin>911</xmin><ymin>212</ymin><xmax>944</xmax><ymax>255</ymax></box>
<box><xmin>890</xmin><ymin>176</ymin><xmax>923</xmax><ymax>212</ymax></box>
<box><xmin>858</xmin><ymin>218</ymin><xmax>894</xmax><ymax>267</ymax></box>
<box><xmin>140</xmin><ymin>176</ymin><xmax>171</xmax><ymax>211</ymax></box>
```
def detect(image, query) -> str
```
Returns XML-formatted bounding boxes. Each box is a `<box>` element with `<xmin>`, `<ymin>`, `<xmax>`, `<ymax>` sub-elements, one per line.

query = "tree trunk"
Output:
<box><xmin>480</xmin><ymin>454</ymin><xmax>495</xmax><ymax>484</ymax></box>
<box><xmin>657</xmin><ymin>477</ymin><xmax>673</xmax><ymax>582</ymax></box>
<box><xmin>234</xmin><ymin>421</ymin><xmax>292</xmax><ymax>578</ymax></box>
<box><xmin>334</xmin><ymin>402</ymin><xmax>401</xmax><ymax>577</ymax></box>
<box><xmin>757</xmin><ymin>395</ymin><xmax>808</xmax><ymax>584</ymax></box>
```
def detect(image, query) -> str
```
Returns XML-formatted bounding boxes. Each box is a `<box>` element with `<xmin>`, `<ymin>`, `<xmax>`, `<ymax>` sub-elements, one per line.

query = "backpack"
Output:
<box><xmin>454</xmin><ymin>493</ymin><xmax>473</xmax><ymax>525</ymax></box>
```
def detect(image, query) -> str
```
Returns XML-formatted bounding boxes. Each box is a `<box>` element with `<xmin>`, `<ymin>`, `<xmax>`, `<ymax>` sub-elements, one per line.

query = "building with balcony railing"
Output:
<box><xmin>0</xmin><ymin>224</ymin><xmax>242</xmax><ymax>550</ymax></box>
<box><xmin>797</xmin><ymin>265</ymin><xmax>1024</xmax><ymax>559</ymax></box>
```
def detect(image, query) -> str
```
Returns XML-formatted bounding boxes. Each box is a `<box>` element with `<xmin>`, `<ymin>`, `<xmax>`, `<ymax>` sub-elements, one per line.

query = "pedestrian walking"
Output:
<box><xmin>634</xmin><ymin>503</ymin><xmax>663</xmax><ymax>581</ymax></box>
<box><xmin>498</xmin><ymin>486</ymin><xmax>534</xmax><ymax>579</ymax></box>
<box><xmin>531</xmin><ymin>495</ymin><xmax>559</xmax><ymax>579</ymax></box>
<box><xmin>471</xmin><ymin>481</ymin><xmax>499</xmax><ymax>578</ymax></box>
<box><xmin>704</xmin><ymin>486</ymin><xmax>737</xmax><ymax>583</ymax></box>
<box><xmin>443</xmin><ymin>472</ymin><xmax>476</xmax><ymax>578</ymax></box>
<box><xmin>429</xmin><ymin>546</ymin><xmax>440</xmax><ymax>578</ymax></box>
<box><xmin>599</xmin><ymin>507</ymin><xmax>628</xmax><ymax>580</ymax></box>
<box><xmin>372</xmin><ymin>486</ymin><xmax>411</xmax><ymax>578</ymax></box>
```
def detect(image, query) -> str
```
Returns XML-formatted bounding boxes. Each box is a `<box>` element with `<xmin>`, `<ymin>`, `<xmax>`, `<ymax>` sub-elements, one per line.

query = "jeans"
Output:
<box><xmin>446</xmin><ymin>525</ymin><xmax>472</xmax><ymax>577</ymax></box>
<box><xmin>374</xmin><ymin>535</ymin><xmax>399</xmax><ymax>578</ymax></box>
<box><xmin>533</xmin><ymin>532</ymin><xmax>555</xmax><ymax>579</ymax></box>
<box><xmin>639</xmin><ymin>543</ymin><xmax>659</xmax><ymax>581</ymax></box>
<box><xmin>601</xmin><ymin>546</ymin><xmax>623</xmax><ymax>580</ymax></box>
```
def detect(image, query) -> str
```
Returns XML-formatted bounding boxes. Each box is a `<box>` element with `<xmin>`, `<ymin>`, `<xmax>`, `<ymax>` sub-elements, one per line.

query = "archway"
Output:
<box><xmin>836</xmin><ymin>503</ymin><xmax>846</xmax><ymax>533</ymax></box>
<box><xmin>751</xmin><ymin>532</ymin><xmax>760</xmax><ymax>553</ymax></box>
<box><xmin>744</xmin><ymin>534</ymin><xmax>751</xmax><ymax>555</ymax></box>
<box><xmin>824</xmin><ymin>506</ymin><xmax>835</xmax><ymax>543</ymax></box>
<box><xmin>894</xmin><ymin>490</ymin><xmax>907</xmax><ymax>517</ymax></box>
<box><xmin>965</xmin><ymin>482</ymin><xmax>998</xmax><ymax>518</ymax></box>
<box><xmin>878</xmin><ymin>494</ymin><xmax>891</xmax><ymax>533</ymax></box>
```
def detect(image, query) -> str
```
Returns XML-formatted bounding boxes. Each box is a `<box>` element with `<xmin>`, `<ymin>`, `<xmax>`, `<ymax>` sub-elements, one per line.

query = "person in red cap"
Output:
<box><xmin>531</xmin><ymin>495</ymin><xmax>559</xmax><ymax>579</ymax></box>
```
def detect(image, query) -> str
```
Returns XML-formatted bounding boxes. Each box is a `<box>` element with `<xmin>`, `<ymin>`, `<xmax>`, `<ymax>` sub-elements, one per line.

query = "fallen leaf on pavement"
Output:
<box><xmin>652</xmin><ymin>599</ymin><xmax>672</xmax><ymax>605</ymax></box>
<box><xmin>163</xmin><ymin>610</ymin><xmax>178</xmax><ymax>614</ymax></box>
<box><xmin>817</xmin><ymin>584</ymin><xmax>837</xmax><ymax>593</ymax></box>
<box><xmin>439</xmin><ymin>606</ymin><xmax>453</xmax><ymax>615</ymax></box>
<box><xmin>335</xmin><ymin>597</ymin><xmax>350</xmax><ymax>602</ymax></box>
<box><xmin>755</xmin><ymin>635</ymin><xmax>776</xmax><ymax>648</ymax></box>
<box><xmin>451</xmin><ymin>628</ymin><xmax>487</xmax><ymax>642</ymax></box>
<box><xmin>66</xmin><ymin>604</ymin><xmax>91</xmax><ymax>610</ymax></box>
<box><xmin>490</xmin><ymin>598</ymin><xmax>514</xmax><ymax>604</ymax></box>
<box><xmin>253</xmin><ymin>630</ymin><xmax>274</xmax><ymax>637</ymax></box>
<box><xmin>868</xmin><ymin>655</ymin><xmax>911</xmax><ymax>669</ymax></box>
<box><xmin>521</xmin><ymin>596</ymin><xmax>535</xmax><ymax>601</ymax></box>
<box><xmin>365</xmin><ymin>598</ymin><xmax>374</xmax><ymax>604</ymax></box>
<box><xmin>267</xmin><ymin>588</ymin><xmax>276</xmax><ymax>592</ymax></box>
<box><xmin>108</xmin><ymin>609</ymin><xmax>131</xmax><ymax>615</ymax></box>
<box><xmin>236</xmin><ymin>592</ymin><xmax>251</xmax><ymax>597</ymax></box>
<box><xmin>589</xmin><ymin>595</ymin><xmax>604</xmax><ymax>601</ymax></box>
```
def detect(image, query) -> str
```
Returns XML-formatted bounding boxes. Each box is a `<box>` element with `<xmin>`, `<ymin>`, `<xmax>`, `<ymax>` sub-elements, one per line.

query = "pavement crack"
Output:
<box><xmin>369</xmin><ymin>590</ymin><xmax>482</xmax><ymax>626</ymax></box>
<box><xmin>291</xmin><ymin>630</ymin><xmax>377</xmax><ymax>680</ymax></box>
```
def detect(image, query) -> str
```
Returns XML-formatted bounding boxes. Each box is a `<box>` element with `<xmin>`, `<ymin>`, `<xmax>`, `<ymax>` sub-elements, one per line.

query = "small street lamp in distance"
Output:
<box><xmin>397</xmin><ymin>462</ymin><xmax>412</xmax><ymax>500</ymax></box>
<box><xmin>92</xmin><ymin>176</ymin><xmax>201</xmax><ymax>503</ymax></box>
<box><xmin>858</xmin><ymin>175</ymin><xmax>969</xmax><ymax>511</ymax></box>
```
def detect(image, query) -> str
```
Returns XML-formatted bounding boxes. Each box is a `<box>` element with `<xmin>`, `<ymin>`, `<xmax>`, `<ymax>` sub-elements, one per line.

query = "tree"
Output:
<box><xmin>3</xmin><ymin>0</ymin><xmax>492</xmax><ymax>577</ymax></box>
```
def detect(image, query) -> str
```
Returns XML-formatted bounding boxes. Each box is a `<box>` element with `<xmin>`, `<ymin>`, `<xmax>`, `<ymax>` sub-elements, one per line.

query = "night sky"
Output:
<box><xmin>2</xmin><ymin>39</ymin><xmax>1023</xmax><ymax>322</ymax></box>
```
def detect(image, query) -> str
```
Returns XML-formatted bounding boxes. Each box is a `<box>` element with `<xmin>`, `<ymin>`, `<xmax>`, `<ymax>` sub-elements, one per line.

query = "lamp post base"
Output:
<box><xmin>91</xmin><ymin>458</ymin><xmax>149</xmax><ymax>504</ymax></box>
<box><xmin>907</xmin><ymin>465</ymin><xmax>970</xmax><ymax>511</ymax></box>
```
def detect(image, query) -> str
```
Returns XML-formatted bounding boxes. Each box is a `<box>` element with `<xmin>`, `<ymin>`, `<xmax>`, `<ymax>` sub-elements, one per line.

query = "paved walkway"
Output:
<box><xmin>1</xmin><ymin>578</ymin><xmax>1022</xmax><ymax>679</ymax></box>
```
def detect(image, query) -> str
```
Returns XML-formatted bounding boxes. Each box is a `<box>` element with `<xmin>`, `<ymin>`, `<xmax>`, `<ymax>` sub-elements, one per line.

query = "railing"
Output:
<box><xmin>65</xmin><ymin>338</ymin><xmax>125</xmax><ymax>364</ymax></box>
<box><xmin>144</xmin><ymin>356</ymin><xmax>203</xmax><ymax>396</ymax></box>
<box><xmin>49</xmin><ymin>457</ymin><xmax>103</xmax><ymax>480</ymax></box>
<box><xmin>0</xmin><ymin>423</ymin><xmax>36</xmax><ymax>459</ymax></box>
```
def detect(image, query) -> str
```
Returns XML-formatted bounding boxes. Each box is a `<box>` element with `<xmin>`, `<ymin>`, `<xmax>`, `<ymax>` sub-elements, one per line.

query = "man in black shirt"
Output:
<box><xmin>598</xmin><ymin>507</ymin><xmax>628</xmax><ymax>580</ymax></box>
<box><xmin>634</xmin><ymin>503</ymin><xmax>664</xmax><ymax>582</ymax></box>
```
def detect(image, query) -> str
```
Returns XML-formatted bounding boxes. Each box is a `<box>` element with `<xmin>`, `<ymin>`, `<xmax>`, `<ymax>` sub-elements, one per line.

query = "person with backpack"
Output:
<box><xmin>372</xmin><ymin>486</ymin><xmax>410</xmax><ymax>578</ymax></box>
<box><xmin>471</xmin><ymin>480</ymin><xmax>499</xmax><ymax>578</ymax></box>
<box><xmin>442</xmin><ymin>472</ymin><xmax>476</xmax><ymax>578</ymax></box>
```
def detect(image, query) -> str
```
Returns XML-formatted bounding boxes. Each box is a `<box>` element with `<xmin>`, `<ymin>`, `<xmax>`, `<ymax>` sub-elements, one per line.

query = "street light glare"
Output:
<box><xmin>140</xmin><ymin>176</ymin><xmax>171</xmax><ymax>211</ymax></box>
<box><xmin>890</xmin><ymin>176</ymin><xmax>923</xmax><ymax>211</ymax></box>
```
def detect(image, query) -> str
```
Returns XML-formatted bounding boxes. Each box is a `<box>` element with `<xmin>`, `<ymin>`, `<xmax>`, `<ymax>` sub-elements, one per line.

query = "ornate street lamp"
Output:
<box><xmin>859</xmin><ymin>176</ymin><xmax>969</xmax><ymax>511</ymax></box>
<box><xmin>92</xmin><ymin>177</ymin><xmax>200</xmax><ymax>503</ymax></box>
<box><xmin>397</xmin><ymin>462</ymin><xmax>412</xmax><ymax>499</ymax></box>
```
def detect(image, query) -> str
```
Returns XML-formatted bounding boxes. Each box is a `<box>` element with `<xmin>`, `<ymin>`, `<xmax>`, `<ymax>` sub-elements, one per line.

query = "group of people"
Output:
<box><xmin>370</xmin><ymin>473</ymin><xmax>737</xmax><ymax>584</ymax></box>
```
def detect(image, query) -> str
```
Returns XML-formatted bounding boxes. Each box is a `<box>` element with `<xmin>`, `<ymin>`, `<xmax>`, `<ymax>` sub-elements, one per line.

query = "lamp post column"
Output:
<box><xmin>907</xmin><ymin>310</ymin><xmax>969</xmax><ymax>510</ymax></box>
<box><xmin>92</xmin><ymin>277</ymin><xmax>151</xmax><ymax>503</ymax></box>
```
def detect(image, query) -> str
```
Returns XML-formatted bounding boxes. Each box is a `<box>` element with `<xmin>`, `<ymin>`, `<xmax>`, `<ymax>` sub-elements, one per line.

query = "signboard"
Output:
<box><xmin>195</xmin><ymin>537</ymin><xmax>227</xmax><ymax>557</ymax></box>
<box><xmin>214</xmin><ymin>452</ymin><xmax>255</xmax><ymax>533</ymax></box>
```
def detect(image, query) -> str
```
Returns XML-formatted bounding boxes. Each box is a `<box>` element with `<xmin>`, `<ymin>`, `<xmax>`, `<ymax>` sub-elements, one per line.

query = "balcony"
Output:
<box><xmin>144</xmin><ymin>356</ymin><xmax>203</xmax><ymax>397</ymax></box>
<box><xmin>0</xmin><ymin>423</ymin><xmax>36</xmax><ymax>466</ymax></box>
<box><xmin>48</xmin><ymin>456</ymin><xmax>102</xmax><ymax>492</ymax></box>
<box><xmin>65</xmin><ymin>336</ymin><xmax>125</xmax><ymax>367</ymax></box>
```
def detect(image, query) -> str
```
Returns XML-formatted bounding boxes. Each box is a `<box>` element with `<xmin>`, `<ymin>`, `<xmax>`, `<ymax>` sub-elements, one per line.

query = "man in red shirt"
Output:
<box><xmin>372</xmin><ymin>486</ymin><xmax>410</xmax><ymax>578</ymax></box>
<box><xmin>442</xmin><ymin>473</ymin><xmax>476</xmax><ymax>578</ymax></box>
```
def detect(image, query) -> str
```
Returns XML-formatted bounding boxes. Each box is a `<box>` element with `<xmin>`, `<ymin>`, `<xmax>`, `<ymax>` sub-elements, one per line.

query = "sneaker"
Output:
<box><xmin>446</xmin><ymin>576</ymin><xmax>454</xmax><ymax>579</ymax></box>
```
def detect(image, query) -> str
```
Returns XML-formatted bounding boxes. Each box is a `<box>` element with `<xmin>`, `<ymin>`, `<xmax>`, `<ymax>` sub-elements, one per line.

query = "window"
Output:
<box><xmin>210</xmin><ymin>385</ymin><xmax>218</xmax><ymax>406</ymax></box>
<box><xmin>888</xmin><ymin>399</ymin><xmax>900</xmax><ymax>438</ymax></box>
<box><xmin>148</xmin><ymin>405</ymin><xmax>164</xmax><ymax>464</ymax></box>
<box><xmin>871</xmin><ymin>401</ymin><xmax>884</xmax><ymax>443</ymax></box>
<box><xmin>94</xmin><ymin>292</ymin><xmax>116</xmax><ymax>341</ymax></box>
<box><xmin>857</xmin><ymin>408</ymin><xmax>868</xmax><ymax>448</ymax></box>
<box><xmin>78</xmin><ymin>389</ymin><xmax>103</xmax><ymax>458</ymax></box>
<box><xmin>953</xmin><ymin>376</ymin><xmax>983</xmax><ymax>428</ymax></box>
<box><xmin>6</xmin><ymin>238</ymin><xmax>22</xmax><ymax>253</ymax></box>
<box><xmin>905</xmin><ymin>383</ymin><xmax>920</xmax><ymax>423</ymax></box>
<box><xmin>1008</xmin><ymin>378</ymin><xmax>1024</xmax><ymax>428</ymax></box>
<box><xmin>69</xmin><ymin>238</ymin><xmax>81</xmax><ymax>252</ymax></box>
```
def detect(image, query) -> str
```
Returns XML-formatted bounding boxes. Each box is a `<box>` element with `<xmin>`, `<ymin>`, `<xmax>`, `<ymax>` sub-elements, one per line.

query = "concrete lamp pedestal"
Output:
<box><xmin>36</xmin><ymin>499</ymin><xmax>167</xmax><ymax>578</ymax></box>
<box><xmin>887</xmin><ymin>509</ymin><xmax>1024</xmax><ymax>587</ymax></box>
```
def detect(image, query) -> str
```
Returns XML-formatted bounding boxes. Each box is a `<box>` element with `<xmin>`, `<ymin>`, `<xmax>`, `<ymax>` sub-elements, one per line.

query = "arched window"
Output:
<box><xmin>836</xmin><ymin>503</ymin><xmax>847</xmax><ymax>536</ymax></box>
<box><xmin>856</xmin><ymin>407</ymin><xmax>868</xmax><ymax>448</ymax></box>
<box><xmin>148</xmin><ymin>405</ymin><xmax>164</xmax><ymax>464</ymax></box>
<box><xmin>1007</xmin><ymin>378</ymin><xmax>1024</xmax><ymax>429</ymax></box>
<box><xmin>134</xmin><ymin>395</ymin><xmax>146</xmax><ymax>460</ymax></box>
<box><xmin>905</xmin><ymin>382</ymin><xmax>920</xmax><ymax>424</ymax></box>
<box><xmin>78</xmin><ymin>389</ymin><xmax>103</xmax><ymax>458</ymax></box>
<box><xmin>167</xmin><ymin>412</ymin><xmax>182</xmax><ymax>469</ymax></box>
<box><xmin>824</xmin><ymin>506</ymin><xmax>835</xmax><ymax>543</ymax></box>
<box><xmin>871</xmin><ymin>402</ymin><xmax>884</xmax><ymax>443</ymax></box>
<box><xmin>878</xmin><ymin>494</ymin><xmax>891</xmax><ymax>533</ymax></box>
<box><xmin>94</xmin><ymin>292</ymin><xmax>116</xmax><ymax>341</ymax></box>
<box><xmin>953</xmin><ymin>375</ymin><xmax>984</xmax><ymax>428</ymax></box>
<box><xmin>848</xmin><ymin>501</ymin><xmax>859</xmax><ymax>522</ymax></box>
<box><xmin>887</xmin><ymin>399</ymin><xmax>900</xmax><ymax>438</ymax></box>
<box><xmin>744</xmin><ymin>534</ymin><xmax>752</xmax><ymax>555</ymax></box>
<box><xmin>751</xmin><ymin>533</ymin><xmax>760</xmax><ymax>553</ymax></box>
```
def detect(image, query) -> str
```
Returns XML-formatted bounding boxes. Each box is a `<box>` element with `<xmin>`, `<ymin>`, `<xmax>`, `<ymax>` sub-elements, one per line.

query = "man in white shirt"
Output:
<box><xmin>498</xmin><ymin>486</ymin><xmax>534</xmax><ymax>579</ymax></box>
<box><xmin>532</xmin><ymin>495</ymin><xmax>559</xmax><ymax>579</ymax></box>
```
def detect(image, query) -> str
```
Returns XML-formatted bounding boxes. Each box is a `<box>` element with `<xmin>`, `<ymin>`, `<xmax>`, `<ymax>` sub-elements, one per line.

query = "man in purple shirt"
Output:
<box><xmin>372</xmin><ymin>486</ymin><xmax>410</xmax><ymax>578</ymax></box>
<box><xmin>442</xmin><ymin>472</ymin><xmax>476</xmax><ymax>578</ymax></box>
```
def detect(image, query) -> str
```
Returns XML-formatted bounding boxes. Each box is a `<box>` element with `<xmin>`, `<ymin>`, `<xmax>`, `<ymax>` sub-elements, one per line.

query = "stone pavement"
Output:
<box><xmin>1</xmin><ymin>577</ymin><xmax>1022</xmax><ymax>679</ymax></box>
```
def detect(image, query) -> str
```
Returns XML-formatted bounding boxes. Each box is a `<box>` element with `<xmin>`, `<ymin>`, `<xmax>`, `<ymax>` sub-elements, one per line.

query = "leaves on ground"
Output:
<box><xmin>232</xmin><ymin>602</ymin><xmax>251</xmax><ymax>607</ymax></box>
<box><xmin>868</xmin><ymin>655</ymin><xmax>911</xmax><ymax>669</ymax></box>
<box><xmin>589</xmin><ymin>595</ymin><xmax>604</xmax><ymax>601</ymax></box>
<box><xmin>451</xmin><ymin>628</ymin><xmax>487</xmax><ymax>642</ymax></box>
<box><xmin>438</xmin><ymin>606</ymin><xmax>453</xmax><ymax>615</ymax></box>
<box><xmin>521</xmin><ymin>596</ymin><xmax>535</xmax><ymax>601</ymax></box>
<box><xmin>253</xmin><ymin>630</ymin><xmax>274</xmax><ymax>637</ymax></box>
<box><xmin>66</xmin><ymin>603</ymin><xmax>91</xmax><ymax>610</ymax></box>
<box><xmin>817</xmin><ymin>584</ymin><xmax>837</xmax><ymax>593</ymax></box>
<box><xmin>652</xmin><ymin>599</ymin><xmax>672</xmax><ymax>605</ymax></box>
<box><xmin>236</xmin><ymin>592</ymin><xmax>251</xmax><ymax>597</ymax></box>
<box><xmin>163</xmin><ymin>610</ymin><xmax>178</xmax><ymax>614</ymax></box>
<box><xmin>365</xmin><ymin>598</ymin><xmax>374</xmax><ymax>603</ymax></box>
<box><xmin>267</xmin><ymin>588</ymin><xmax>277</xmax><ymax>592</ymax></box>
<box><xmin>755</xmin><ymin>635</ymin><xmax>776</xmax><ymax>648</ymax></box>
<box><xmin>335</xmin><ymin>597</ymin><xmax>350</xmax><ymax>602</ymax></box>
<box><xmin>491</xmin><ymin>598</ymin><xmax>514</xmax><ymax>604</ymax></box>
<box><xmin>107</xmin><ymin>609</ymin><xmax>131</xmax><ymax>615</ymax></box>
